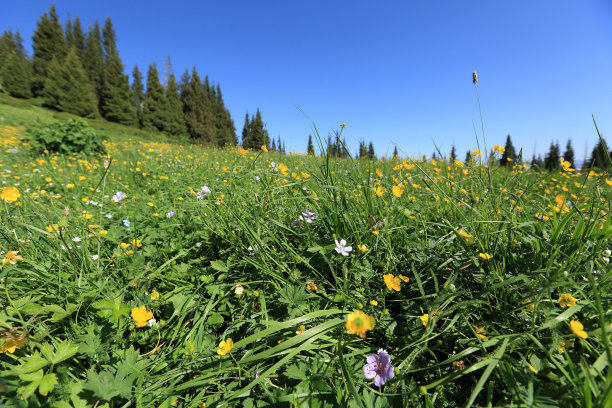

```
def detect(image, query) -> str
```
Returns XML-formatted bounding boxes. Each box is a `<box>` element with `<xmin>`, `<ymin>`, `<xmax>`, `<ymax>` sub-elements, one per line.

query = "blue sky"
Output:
<box><xmin>2</xmin><ymin>1</ymin><xmax>612</xmax><ymax>161</ymax></box>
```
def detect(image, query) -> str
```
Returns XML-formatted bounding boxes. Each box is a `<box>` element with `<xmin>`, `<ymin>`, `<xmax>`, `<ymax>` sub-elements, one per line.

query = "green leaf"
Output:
<box><xmin>50</xmin><ymin>340</ymin><xmax>79</xmax><ymax>365</ymax></box>
<box><xmin>210</xmin><ymin>259</ymin><xmax>229</xmax><ymax>272</ymax></box>
<box><xmin>92</xmin><ymin>294</ymin><xmax>130</xmax><ymax>326</ymax></box>
<box><xmin>38</xmin><ymin>372</ymin><xmax>58</xmax><ymax>396</ymax></box>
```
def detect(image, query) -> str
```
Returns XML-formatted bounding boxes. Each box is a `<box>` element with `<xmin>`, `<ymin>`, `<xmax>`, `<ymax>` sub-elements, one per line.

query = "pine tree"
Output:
<box><xmin>307</xmin><ymin>135</ymin><xmax>315</xmax><ymax>155</ymax></box>
<box><xmin>131</xmin><ymin>65</ymin><xmax>145</xmax><ymax>127</ymax></box>
<box><xmin>465</xmin><ymin>150</ymin><xmax>472</xmax><ymax>164</ymax></box>
<box><xmin>1</xmin><ymin>51</ymin><xmax>32</xmax><ymax>98</ymax></box>
<box><xmin>393</xmin><ymin>146</ymin><xmax>399</xmax><ymax>158</ymax></box>
<box><xmin>241</xmin><ymin>111</ymin><xmax>251</xmax><ymax>147</ymax></box>
<box><xmin>182</xmin><ymin>68</ymin><xmax>209</xmax><ymax>143</ymax></box>
<box><xmin>586</xmin><ymin>138</ymin><xmax>610</xmax><ymax>169</ymax></box>
<box><xmin>0</xmin><ymin>30</ymin><xmax>31</xmax><ymax>98</ymax></box>
<box><xmin>563</xmin><ymin>139</ymin><xmax>575</xmax><ymax>167</ymax></box>
<box><xmin>142</xmin><ymin>63</ymin><xmax>168</xmax><ymax>132</ymax></box>
<box><xmin>99</xmin><ymin>17</ymin><xmax>136</xmax><ymax>125</ymax></box>
<box><xmin>250</xmin><ymin>109</ymin><xmax>267</xmax><ymax>148</ymax></box>
<box><xmin>84</xmin><ymin>21</ymin><xmax>104</xmax><ymax>104</ymax></box>
<box><xmin>164</xmin><ymin>72</ymin><xmax>188</xmax><ymax>138</ymax></box>
<box><xmin>368</xmin><ymin>142</ymin><xmax>375</xmax><ymax>160</ymax></box>
<box><xmin>271</xmin><ymin>138</ymin><xmax>276</xmax><ymax>151</ymax></box>
<box><xmin>214</xmin><ymin>83</ymin><xmax>236</xmax><ymax>146</ymax></box>
<box><xmin>42</xmin><ymin>47</ymin><xmax>98</xmax><ymax>118</ymax></box>
<box><xmin>32</xmin><ymin>5</ymin><xmax>66</xmax><ymax>95</ymax></box>
<box><xmin>449</xmin><ymin>145</ymin><xmax>456</xmax><ymax>161</ymax></box>
<box><xmin>500</xmin><ymin>134</ymin><xmax>516</xmax><ymax>166</ymax></box>
<box><xmin>277</xmin><ymin>135</ymin><xmax>282</xmax><ymax>154</ymax></box>
<box><xmin>68</xmin><ymin>16</ymin><xmax>86</xmax><ymax>61</ymax></box>
<box><xmin>544</xmin><ymin>141</ymin><xmax>561</xmax><ymax>171</ymax></box>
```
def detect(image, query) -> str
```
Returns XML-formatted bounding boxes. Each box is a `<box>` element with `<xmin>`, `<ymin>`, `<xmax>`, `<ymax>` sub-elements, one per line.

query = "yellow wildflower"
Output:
<box><xmin>420</xmin><ymin>314</ymin><xmax>429</xmax><ymax>326</ymax></box>
<box><xmin>261</xmin><ymin>145</ymin><xmax>268</xmax><ymax>152</ymax></box>
<box><xmin>392</xmin><ymin>185</ymin><xmax>404</xmax><ymax>198</ymax></box>
<box><xmin>372</xmin><ymin>186</ymin><xmax>385</xmax><ymax>197</ymax></box>
<box><xmin>372</xmin><ymin>229</ymin><xmax>380</xmax><ymax>235</ymax></box>
<box><xmin>458</xmin><ymin>230</ymin><xmax>472</xmax><ymax>240</ymax></box>
<box><xmin>357</xmin><ymin>244</ymin><xmax>368</xmax><ymax>252</ymax></box>
<box><xmin>474</xmin><ymin>325</ymin><xmax>488</xmax><ymax>341</ymax></box>
<box><xmin>345</xmin><ymin>310</ymin><xmax>375</xmax><ymax>338</ymax></box>
<box><xmin>2</xmin><ymin>251</ymin><xmax>23</xmax><ymax>266</ymax></box>
<box><xmin>399</xmin><ymin>275</ymin><xmax>409</xmax><ymax>283</ymax></box>
<box><xmin>479</xmin><ymin>253</ymin><xmax>492</xmax><ymax>260</ymax></box>
<box><xmin>295</xmin><ymin>325</ymin><xmax>306</xmax><ymax>335</ymax></box>
<box><xmin>150</xmin><ymin>291</ymin><xmax>159</xmax><ymax>301</ymax></box>
<box><xmin>306</xmin><ymin>282</ymin><xmax>317</xmax><ymax>291</ymax></box>
<box><xmin>569</xmin><ymin>320</ymin><xmax>588</xmax><ymax>339</ymax></box>
<box><xmin>558</xmin><ymin>293</ymin><xmax>577</xmax><ymax>308</ymax></box>
<box><xmin>279</xmin><ymin>163</ymin><xmax>289</xmax><ymax>176</ymax></box>
<box><xmin>0</xmin><ymin>186</ymin><xmax>20</xmax><ymax>203</ymax></box>
<box><xmin>131</xmin><ymin>306</ymin><xmax>154</xmax><ymax>327</ymax></box>
<box><xmin>523</xmin><ymin>299</ymin><xmax>535</xmax><ymax>310</ymax></box>
<box><xmin>0</xmin><ymin>334</ymin><xmax>26</xmax><ymax>354</ymax></box>
<box><xmin>239</xmin><ymin>146</ymin><xmax>248</xmax><ymax>156</ymax></box>
<box><xmin>217</xmin><ymin>338</ymin><xmax>234</xmax><ymax>355</ymax></box>
<box><xmin>370</xmin><ymin>300</ymin><xmax>378</xmax><ymax>306</ymax></box>
<box><xmin>383</xmin><ymin>274</ymin><xmax>401</xmax><ymax>291</ymax></box>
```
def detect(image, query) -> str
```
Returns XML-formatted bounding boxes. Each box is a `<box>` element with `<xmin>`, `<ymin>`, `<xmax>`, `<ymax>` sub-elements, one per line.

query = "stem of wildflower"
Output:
<box><xmin>228</xmin><ymin>351</ymin><xmax>250</xmax><ymax>384</ymax></box>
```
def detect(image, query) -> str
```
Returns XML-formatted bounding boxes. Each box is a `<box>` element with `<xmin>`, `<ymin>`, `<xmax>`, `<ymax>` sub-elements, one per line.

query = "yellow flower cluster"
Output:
<box><xmin>345</xmin><ymin>310</ymin><xmax>375</xmax><ymax>338</ymax></box>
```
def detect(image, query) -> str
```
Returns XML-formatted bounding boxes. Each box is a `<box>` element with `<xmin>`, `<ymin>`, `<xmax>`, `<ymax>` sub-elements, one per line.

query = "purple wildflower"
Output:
<box><xmin>363</xmin><ymin>349</ymin><xmax>394</xmax><ymax>387</ymax></box>
<box><xmin>166</xmin><ymin>210</ymin><xmax>175</xmax><ymax>218</ymax></box>
<box><xmin>301</xmin><ymin>209</ymin><xmax>318</xmax><ymax>224</ymax></box>
<box><xmin>112</xmin><ymin>191</ymin><xmax>126</xmax><ymax>203</ymax></box>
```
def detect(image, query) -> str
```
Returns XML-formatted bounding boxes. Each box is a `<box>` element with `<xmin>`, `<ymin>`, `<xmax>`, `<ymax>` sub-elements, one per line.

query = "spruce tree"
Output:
<box><xmin>164</xmin><ymin>72</ymin><xmax>188</xmax><ymax>138</ymax></box>
<box><xmin>42</xmin><ymin>47</ymin><xmax>98</xmax><ymax>118</ymax></box>
<box><xmin>69</xmin><ymin>17</ymin><xmax>86</xmax><ymax>61</ymax></box>
<box><xmin>368</xmin><ymin>142</ymin><xmax>375</xmax><ymax>160</ymax></box>
<box><xmin>182</xmin><ymin>68</ymin><xmax>208</xmax><ymax>143</ymax></box>
<box><xmin>449</xmin><ymin>145</ymin><xmax>456</xmax><ymax>161</ymax></box>
<box><xmin>32</xmin><ymin>5</ymin><xmax>66</xmax><ymax>95</ymax></box>
<box><xmin>251</xmin><ymin>109</ymin><xmax>266</xmax><ymax>148</ymax></box>
<box><xmin>500</xmin><ymin>134</ymin><xmax>516</xmax><ymax>166</ymax></box>
<box><xmin>131</xmin><ymin>65</ymin><xmax>145</xmax><ymax>127</ymax></box>
<box><xmin>100</xmin><ymin>17</ymin><xmax>136</xmax><ymax>125</ymax></box>
<box><xmin>277</xmin><ymin>135</ymin><xmax>282</xmax><ymax>154</ymax></box>
<box><xmin>0</xmin><ymin>30</ymin><xmax>31</xmax><ymax>98</ymax></box>
<box><xmin>465</xmin><ymin>150</ymin><xmax>472</xmax><ymax>164</ymax></box>
<box><xmin>586</xmin><ymin>138</ymin><xmax>610</xmax><ymax>169</ymax></box>
<box><xmin>393</xmin><ymin>146</ymin><xmax>399</xmax><ymax>158</ymax></box>
<box><xmin>142</xmin><ymin>63</ymin><xmax>168</xmax><ymax>132</ymax></box>
<box><xmin>307</xmin><ymin>135</ymin><xmax>315</xmax><ymax>155</ymax></box>
<box><xmin>1</xmin><ymin>51</ymin><xmax>32</xmax><ymax>98</ymax></box>
<box><xmin>271</xmin><ymin>138</ymin><xmax>276</xmax><ymax>151</ymax></box>
<box><xmin>544</xmin><ymin>141</ymin><xmax>561</xmax><ymax>171</ymax></box>
<box><xmin>84</xmin><ymin>21</ymin><xmax>104</xmax><ymax>104</ymax></box>
<box><xmin>214</xmin><ymin>83</ymin><xmax>236</xmax><ymax>146</ymax></box>
<box><xmin>241</xmin><ymin>111</ymin><xmax>251</xmax><ymax>147</ymax></box>
<box><xmin>563</xmin><ymin>139</ymin><xmax>575</xmax><ymax>167</ymax></box>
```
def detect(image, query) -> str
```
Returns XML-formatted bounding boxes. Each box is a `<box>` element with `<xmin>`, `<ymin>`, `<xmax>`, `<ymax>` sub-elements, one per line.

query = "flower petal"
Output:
<box><xmin>364</xmin><ymin>363</ymin><xmax>377</xmax><ymax>379</ymax></box>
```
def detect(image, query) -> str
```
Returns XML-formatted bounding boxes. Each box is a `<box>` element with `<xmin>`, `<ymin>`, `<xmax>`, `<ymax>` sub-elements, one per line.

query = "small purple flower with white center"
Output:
<box><xmin>166</xmin><ymin>210</ymin><xmax>175</xmax><ymax>218</ymax></box>
<box><xmin>270</xmin><ymin>161</ymin><xmax>276</xmax><ymax>168</ymax></box>
<box><xmin>363</xmin><ymin>349</ymin><xmax>395</xmax><ymax>387</ymax></box>
<box><xmin>112</xmin><ymin>191</ymin><xmax>126</xmax><ymax>203</ymax></box>
<box><xmin>301</xmin><ymin>209</ymin><xmax>318</xmax><ymax>224</ymax></box>
<box><xmin>254</xmin><ymin>369</ymin><xmax>260</xmax><ymax>379</ymax></box>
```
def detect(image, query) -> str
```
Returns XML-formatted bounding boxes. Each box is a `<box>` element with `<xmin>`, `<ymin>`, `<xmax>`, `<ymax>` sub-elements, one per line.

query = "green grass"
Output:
<box><xmin>0</xmin><ymin>96</ymin><xmax>611</xmax><ymax>407</ymax></box>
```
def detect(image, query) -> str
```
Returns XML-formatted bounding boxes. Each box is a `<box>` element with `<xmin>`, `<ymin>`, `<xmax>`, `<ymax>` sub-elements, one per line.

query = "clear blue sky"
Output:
<box><xmin>3</xmin><ymin>1</ymin><xmax>612</xmax><ymax>161</ymax></box>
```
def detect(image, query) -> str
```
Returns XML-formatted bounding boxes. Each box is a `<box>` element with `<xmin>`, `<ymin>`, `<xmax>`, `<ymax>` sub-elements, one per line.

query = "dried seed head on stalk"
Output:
<box><xmin>472</xmin><ymin>71</ymin><xmax>478</xmax><ymax>85</ymax></box>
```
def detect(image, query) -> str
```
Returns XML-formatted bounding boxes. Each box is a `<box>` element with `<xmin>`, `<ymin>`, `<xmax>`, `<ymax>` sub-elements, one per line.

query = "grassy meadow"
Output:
<box><xmin>1</xmin><ymin>95</ymin><xmax>612</xmax><ymax>407</ymax></box>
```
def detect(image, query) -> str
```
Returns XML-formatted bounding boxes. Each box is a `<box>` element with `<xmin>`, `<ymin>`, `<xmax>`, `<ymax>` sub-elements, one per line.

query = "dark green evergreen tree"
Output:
<box><xmin>393</xmin><ymin>146</ymin><xmax>399</xmax><ymax>158</ymax></box>
<box><xmin>84</xmin><ymin>21</ymin><xmax>104</xmax><ymax>104</ymax></box>
<box><xmin>563</xmin><ymin>139</ymin><xmax>575</xmax><ymax>167</ymax></box>
<box><xmin>449</xmin><ymin>145</ymin><xmax>456</xmax><ymax>161</ymax></box>
<box><xmin>0</xmin><ymin>30</ymin><xmax>31</xmax><ymax>98</ymax></box>
<box><xmin>465</xmin><ymin>150</ymin><xmax>472</xmax><ymax>164</ymax></box>
<box><xmin>164</xmin><ymin>72</ymin><xmax>188</xmax><ymax>138</ymax></box>
<box><xmin>586</xmin><ymin>138</ymin><xmax>610</xmax><ymax>169</ymax></box>
<box><xmin>271</xmin><ymin>138</ymin><xmax>276</xmax><ymax>151</ymax></box>
<box><xmin>368</xmin><ymin>142</ymin><xmax>375</xmax><ymax>160</ymax></box>
<box><xmin>544</xmin><ymin>141</ymin><xmax>561</xmax><ymax>171</ymax></box>
<box><xmin>358</xmin><ymin>141</ymin><xmax>367</xmax><ymax>158</ymax></box>
<box><xmin>500</xmin><ymin>134</ymin><xmax>516</xmax><ymax>166</ymax></box>
<box><xmin>181</xmin><ymin>68</ymin><xmax>208</xmax><ymax>142</ymax></box>
<box><xmin>131</xmin><ymin>65</ymin><xmax>145</xmax><ymax>127</ymax></box>
<box><xmin>241</xmin><ymin>111</ymin><xmax>251</xmax><ymax>147</ymax></box>
<box><xmin>307</xmin><ymin>135</ymin><xmax>315</xmax><ymax>155</ymax></box>
<box><xmin>142</xmin><ymin>63</ymin><xmax>168</xmax><ymax>132</ymax></box>
<box><xmin>530</xmin><ymin>154</ymin><xmax>544</xmax><ymax>171</ymax></box>
<box><xmin>214</xmin><ymin>83</ymin><xmax>236</xmax><ymax>146</ymax></box>
<box><xmin>42</xmin><ymin>47</ymin><xmax>98</xmax><ymax>118</ymax></box>
<box><xmin>100</xmin><ymin>17</ymin><xmax>136</xmax><ymax>125</ymax></box>
<box><xmin>250</xmin><ymin>109</ymin><xmax>267</xmax><ymax>148</ymax></box>
<box><xmin>32</xmin><ymin>5</ymin><xmax>66</xmax><ymax>95</ymax></box>
<box><xmin>277</xmin><ymin>135</ymin><xmax>282</xmax><ymax>154</ymax></box>
<box><xmin>68</xmin><ymin>16</ymin><xmax>86</xmax><ymax>60</ymax></box>
<box><xmin>1</xmin><ymin>51</ymin><xmax>32</xmax><ymax>98</ymax></box>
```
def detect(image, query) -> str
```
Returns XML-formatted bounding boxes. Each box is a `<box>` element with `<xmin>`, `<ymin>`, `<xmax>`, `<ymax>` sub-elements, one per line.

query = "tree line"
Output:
<box><xmin>443</xmin><ymin>135</ymin><xmax>611</xmax><ymax>170</ymax></box>
<box><xmin>0</xmin><ymin>5</ymin><xmax>279</xmax><ymax>149</ymax></box>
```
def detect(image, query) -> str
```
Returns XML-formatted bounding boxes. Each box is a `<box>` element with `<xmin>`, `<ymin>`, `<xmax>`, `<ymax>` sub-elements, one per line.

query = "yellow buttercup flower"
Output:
<box><xmin>420</xmin><ymin>314</ymin><xmax>429</xmax><ymax>326</ymax></box>
<box><xmin>295</xmin><ymin>325</ymin><xmax>306</xmax><ymax>335</ymax></box>
<box><xmin>279</xmin><ymin>163</ymin><xmax>289</xmax><ymax>176</ymax></box>
<box><xmin>569</xmin><ymin>320</ymin><xmax>588</xmax><ymax>339</ymax></box>
<box><xmin>558</xmin><ymin>293</ymin><xmax>577</xmax><ymax>308</ymax></box>
<box><xmin>399</xmin><ymin>275</ymin><xmax>409</xmax><ymax>283</ymax></box>
<box><xmin>239</xmin><ymin>146</ymin><xmax>248</xmax><ymax>156</ymax></box>
<box><xmin>392</xmin><ymin>185</ymin><xmax>404</xmax><ymax>198</ymax></box>
<box><xmin>150</xmin><ymin>291</ymin><xmax>160</xmax><ymax>301</ymax></box>
<box><xmin>0</xmin><ymin>186</ymin><xmax>20</xmax><ymax>203</ymax></box>
<box><xmin>370</xmin><ymin>300</ymin><xmax>378</xmax><ymax>306</ymax></box>
<box><xmin>306</xmin><ymin>282</ymin><xmax>317</xmax><ymax>291</ymax></box>
<box><xmin>345</xmin><ymin>310</ymin><xmax>375</xmax><ymax>338</ymax></box>
<box><xmin>383</xmin><ymin>274</ymin><xmax>401</xmax><ymax>291</ymax></box>
<box><xmin>372</xmin><ymin>186</ymin><xmax>385</xmax><ymax>197</ymax></box>
<box><xmin>261</xmin><ymin>145</ymin><xmax>268</xmax><ymax>152</ymax></box>
<box><xmin>0</xmin><ymin>334</ymin><xmax>26</xmax><ymax>354</ymax></box>
<box><xmin>2</xmin><ymin>251</ymin><xmax>23</xmax><ymax>266</ymax></box>
<box><xmin>131</xmin><ymin>306</ymin><xmax>154</xmax><ymax>327</ymax></box>
<box><xmin>479</xmin><ymin>253</ymin><xmax>492</xmax><ymax>260</ymax></box>
<box><xmin>217</xmin><ymin>338</ymin><xmax>234</xmax><ymax>355</ymax></box>
<box><xmin>458</xmin><ymin>230</ymin><xmax>472</xmax><ymax>240</ymax></box>
<box><xmin>357</xmin><ymin>244</ymin><xmax>368</xmax><ymax>252</ymax></box>
<box><xmin>474</xmin><ymin>325</ymin><xmax>489</xmax><ymax>341</ymax></box>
